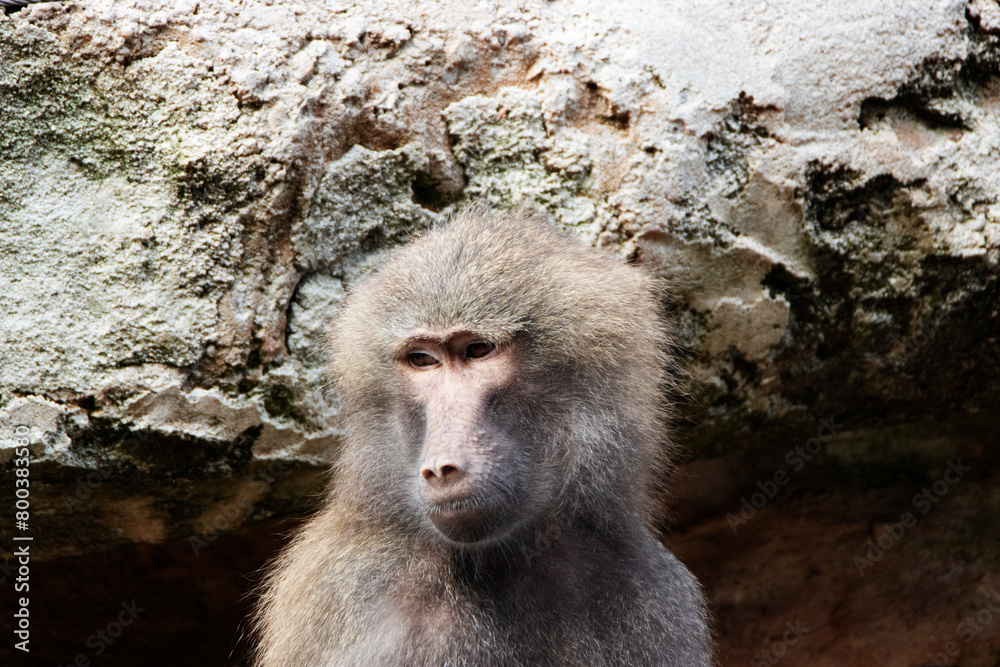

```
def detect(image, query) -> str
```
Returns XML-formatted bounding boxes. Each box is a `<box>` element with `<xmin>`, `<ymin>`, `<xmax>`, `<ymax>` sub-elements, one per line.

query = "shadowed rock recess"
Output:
<box><xmin>0</xmin><ymin>1</ymin><xmax>997</xmax><ymax>665</ymax></box>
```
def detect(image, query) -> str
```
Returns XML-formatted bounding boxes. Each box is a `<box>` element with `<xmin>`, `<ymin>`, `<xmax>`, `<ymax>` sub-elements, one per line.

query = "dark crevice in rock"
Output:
<box><xmin>600</xmin><ymin>109</ymin><xmax>630</xmax><ymax>130</ymax></box>
<box><xmin>282</xmin><ymin>272</ymin><xmax>307</xmax><ymax>366</ymax></box>
<box><xmin>858</xmin><ymin>10</ymin><xmax>1000</xmax><ymax>132</ymax></box>
<box><xmin>858</xmin><ymin>94</ymin><xmax>968</xmax><ymax>132</ymax></box>
<box><xmin>583</xmin><ymin>81</ymin><xmax>632</xmax><ymax>130</ymax></box>
<box><xmin>805</xmin><ymin>165</ymin><xmax>913</xmax><ymax>231</ymax></box>
<box><xmin>761</xmin><ymin>263</ymin><xmax>813</xmax><ymax>309</ymax></box>
<box><xmin>410</xmin><ymin>170</ymin><xmax>457</xmax><ymax>212</ymax></box>
<box><xmin>65</xmin><ymin>419</ymin><xmax>261</xmax><ymax>484</ymax></box>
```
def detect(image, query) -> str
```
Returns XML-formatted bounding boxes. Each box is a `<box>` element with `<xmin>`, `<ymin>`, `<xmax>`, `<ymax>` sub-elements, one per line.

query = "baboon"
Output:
<box><xmin>255</xmin><ymin>207</ymin><xmax>712</xmax><ymax>666</ymax></box>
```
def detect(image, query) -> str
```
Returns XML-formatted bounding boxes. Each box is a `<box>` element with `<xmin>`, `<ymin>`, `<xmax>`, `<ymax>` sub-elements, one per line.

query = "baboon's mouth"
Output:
<box><xmin>430</xmin><ymin>495</ymin><xmax>491</xmax><ymax>514</ymax></box>
<box><xmin>426</xmin><ymin>495</ymin><xmax>511</xmax><ymax>544</ymax></box>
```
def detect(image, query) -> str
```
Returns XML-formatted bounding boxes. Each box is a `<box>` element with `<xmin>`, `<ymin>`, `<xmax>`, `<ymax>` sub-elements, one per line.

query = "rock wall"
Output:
<box><xmin>0</xmin><ymin>0</ymin><xmax>999</xmax><ymax>664</ymax></box>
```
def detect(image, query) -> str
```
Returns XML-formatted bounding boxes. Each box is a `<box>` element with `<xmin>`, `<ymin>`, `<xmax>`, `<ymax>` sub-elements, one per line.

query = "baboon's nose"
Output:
<box><xmin>421</xmin><ymin>459</ymin><xmax>465</xmax><ymax>487</ymax></box>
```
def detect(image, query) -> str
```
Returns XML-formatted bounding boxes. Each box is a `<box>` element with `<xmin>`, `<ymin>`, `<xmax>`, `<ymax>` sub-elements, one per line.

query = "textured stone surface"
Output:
<box><xmin>0</xmin><ymin>0</ymin><xmax>997</xmax><ymax>586</ymax></box>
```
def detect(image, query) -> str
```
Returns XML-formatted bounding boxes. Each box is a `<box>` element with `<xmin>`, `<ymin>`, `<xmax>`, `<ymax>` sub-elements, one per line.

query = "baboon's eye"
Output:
<box><xmin>407</xmin><ymin>351</ymin><xmax>439</xmax><ymax>368</ymax></box>
<box><xmin>465</xmin><ymin>341</ymin><xmax>495</xmax><ymax>359</ymax></box>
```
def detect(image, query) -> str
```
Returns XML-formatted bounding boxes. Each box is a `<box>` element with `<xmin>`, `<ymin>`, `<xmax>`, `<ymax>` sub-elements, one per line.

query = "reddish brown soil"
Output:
<box><xmin>675</xmin><ymin>461</ymin><xmax>1000</xmax><ymax>667</ymax></box>
<box><xmin>2</xmin><ymin>466</ymin><xmax>998</xmax><ymax>667</ymax></box>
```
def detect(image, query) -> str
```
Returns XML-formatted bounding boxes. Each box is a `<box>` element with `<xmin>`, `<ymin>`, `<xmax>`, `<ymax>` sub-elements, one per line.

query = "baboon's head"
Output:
<box><xmin>329</xmin><ymin>207</ymin><xmax>671</xmax><ymax>546</ymax></box>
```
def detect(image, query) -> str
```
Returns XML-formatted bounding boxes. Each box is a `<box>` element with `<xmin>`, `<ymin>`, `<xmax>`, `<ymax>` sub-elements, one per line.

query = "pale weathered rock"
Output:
<box><xmin>0</xmin><ymin>0</ymin><xmax>997</xmax><ymax>558</ymax></box>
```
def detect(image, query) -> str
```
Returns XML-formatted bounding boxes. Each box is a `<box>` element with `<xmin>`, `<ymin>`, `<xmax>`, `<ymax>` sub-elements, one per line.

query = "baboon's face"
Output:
<box><xmin>396</xmin><ymin>329</ymin><xmax>542</xmax><ymax>545</ymax></box>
